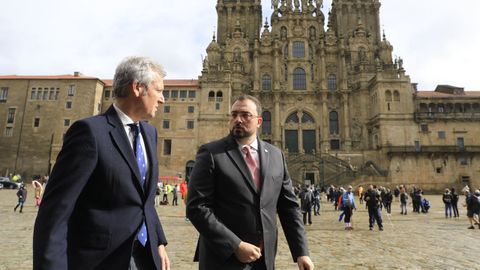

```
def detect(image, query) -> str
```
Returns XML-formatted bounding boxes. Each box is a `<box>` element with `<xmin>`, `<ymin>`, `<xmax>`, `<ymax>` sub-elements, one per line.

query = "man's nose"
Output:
<box><xmin>158</xmin><ymin>94</ymin><xmax>165</xmax><ymax>103</ymax></box>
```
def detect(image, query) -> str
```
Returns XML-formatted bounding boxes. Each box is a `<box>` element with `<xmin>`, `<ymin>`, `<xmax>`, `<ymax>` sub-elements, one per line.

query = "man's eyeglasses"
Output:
<box><xmin>229</xmin><ymin>111</ymin><xmax>259</xmax><ymax>121</ymax></box>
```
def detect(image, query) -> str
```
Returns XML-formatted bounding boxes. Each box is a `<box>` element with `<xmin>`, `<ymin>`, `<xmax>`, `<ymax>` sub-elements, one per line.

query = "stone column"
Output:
<box><xmin>253</xmin><ymin>40</ymin><xmax>260</xmax><ymax>91</ymax></box>
<box><xmin>273</xmin><ymin>93</ymin><xmax>282</xmax><ymax>147</ymax></box>
<box><xmin>342</xmin><ymin>93</ymin><xmax>351</xmax><ymax>150</ymax></box>
<box><xmin>321</xmin><ymin>92</ymin><xmax>329</xmax><ymax>151</ymax></box>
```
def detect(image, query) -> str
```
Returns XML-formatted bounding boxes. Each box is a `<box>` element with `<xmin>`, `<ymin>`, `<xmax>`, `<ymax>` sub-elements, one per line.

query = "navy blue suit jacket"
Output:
<box><xmin>33</xmin><ymin>105</ymin><xmax>167</xmax><ymax>270</ymax></box>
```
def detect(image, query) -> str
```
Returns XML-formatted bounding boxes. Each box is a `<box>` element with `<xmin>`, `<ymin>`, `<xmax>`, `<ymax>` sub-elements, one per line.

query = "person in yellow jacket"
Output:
<box><xmin>358</xmin><ymin>185</ymin><xmax>364</xmax><ymax>204</ymax></box>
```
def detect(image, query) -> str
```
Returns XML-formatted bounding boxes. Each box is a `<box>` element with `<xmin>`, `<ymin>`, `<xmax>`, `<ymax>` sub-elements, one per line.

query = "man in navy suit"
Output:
<box><xmin>186</xmin><ymin>95</ymin><xmax>314</xmax><ymax>270</ymax></box>
<box><xmin>33</xmin><ymin>56</ymin><xmax>170</xmax><ymax>270</ymax></box>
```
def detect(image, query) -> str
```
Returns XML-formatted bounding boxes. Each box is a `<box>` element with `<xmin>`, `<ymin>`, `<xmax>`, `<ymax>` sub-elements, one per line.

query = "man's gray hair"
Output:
<box><xmin>113</xmin><ymin>56</ymin><xmax>166</xmax><ymax>98</ymax></box>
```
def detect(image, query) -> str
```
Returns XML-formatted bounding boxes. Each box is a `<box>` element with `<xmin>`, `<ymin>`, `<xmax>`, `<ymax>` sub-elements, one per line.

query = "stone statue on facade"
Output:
<box><xmin>272</xmin><ymin>0</ymin><xmax>279</xmax><ymax>9</ymax></box>
<box><xmin>301</xmin><ymin>0</ymin><xmax>308</xmax><ymax>11</ymax></box>
<box><xmin>294</xmin><ymin>0</ymin><xmax>300</xmax><ymax>10</ymax></box>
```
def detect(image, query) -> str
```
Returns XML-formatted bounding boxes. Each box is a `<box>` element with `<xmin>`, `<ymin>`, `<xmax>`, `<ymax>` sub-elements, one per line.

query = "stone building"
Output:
<box><xmin>195</xmin><ymin>0</ymin><xmax>480</xmax><ymax>190</ymax></box>
<box><xmin>1</xmin><ymin>0</ymin><xmax>479</xmax><ymax>191</ymax></box>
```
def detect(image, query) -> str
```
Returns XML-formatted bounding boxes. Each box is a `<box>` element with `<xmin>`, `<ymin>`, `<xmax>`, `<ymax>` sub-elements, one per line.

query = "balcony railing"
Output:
<box><xmin>414</xmin><ymin>112</ymin><xmax>480</xmax><ymax>121</ymax></box>
<box><xmin>384</xmin><ymin>145</ymin><xmax>480</xmax><ymax>153</ymax></box>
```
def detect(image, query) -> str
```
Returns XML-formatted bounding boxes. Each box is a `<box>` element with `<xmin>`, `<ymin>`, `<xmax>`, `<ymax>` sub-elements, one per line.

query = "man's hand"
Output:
<box><xmin>158</xmin><ymin>245</ymin><xmax>170</xmax><ymax>270</ymax></box>
<box><xmin>297</xmin><ymin>255</ymin><xmax>314</xmax><ymax>270</ymax></box>
<box><xmin>234</xmin><ymin>241</ymin><xmax>262</xmax><ymax>263</ymax></box>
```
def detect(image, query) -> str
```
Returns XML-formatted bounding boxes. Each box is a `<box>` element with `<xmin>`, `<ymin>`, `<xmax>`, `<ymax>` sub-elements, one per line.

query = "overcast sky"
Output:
<box><xmin>1</xmin><ymin>0</ymin><xmax>479</xmax><ymax>90</ymax></box>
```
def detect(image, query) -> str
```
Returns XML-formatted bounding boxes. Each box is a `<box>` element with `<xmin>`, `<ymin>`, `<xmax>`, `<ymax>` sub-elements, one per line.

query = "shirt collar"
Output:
<box><xmin>239</xmin><ymin>138</ymin><xmax>259</xmax><ymax>152</ymax></box>
<box><xmin>113</xmin><ymin>103</ymin><xmax>136</xmax><ymax>126</ymax></box>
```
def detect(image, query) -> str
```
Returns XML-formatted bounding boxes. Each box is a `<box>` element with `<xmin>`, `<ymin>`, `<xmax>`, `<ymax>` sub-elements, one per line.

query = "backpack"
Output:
<box><xmin>342</xmin><ymin>193</ymin><xmax>353</xmax><ymax>208</ymax></box>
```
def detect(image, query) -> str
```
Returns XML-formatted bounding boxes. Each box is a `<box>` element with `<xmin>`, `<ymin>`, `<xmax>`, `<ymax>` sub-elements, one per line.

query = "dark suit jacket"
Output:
<box><xmin>33</xmin><ymin>105</ymin><xmax>167</xmax><ymax>270</ymax></box>
<box><xmin>186</xmin><ymin>135</ymin><xmax>309</xmax><ymax>270</ymax></box>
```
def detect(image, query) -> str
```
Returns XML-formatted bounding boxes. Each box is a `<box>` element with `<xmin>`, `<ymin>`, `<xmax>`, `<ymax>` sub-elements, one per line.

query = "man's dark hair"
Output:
<box><xmin>233</xmin><ymin>95</ymin><xmax>262</xmax><ymax>116</ymax></box>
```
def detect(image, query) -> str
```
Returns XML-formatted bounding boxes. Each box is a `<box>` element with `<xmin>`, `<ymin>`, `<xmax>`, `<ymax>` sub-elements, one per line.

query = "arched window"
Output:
<box><xmin>286</xmin><ymin>112</ymin><xmax>299</xmax><ymax>123</ymax></box>
<box><xmin>301</xmin><ymin>112</ymin><xmax>314</xmax><ymax>123</ymax></box>
<box><xmin>385</xmin><ymin>90</ymin><xmax>392</xmax><ymax>102</ymax></box>
<box><xmin>262</xmin><ymin>74</ymin><xmax>272</xmax><ymax>91</ymax></box>
<box><xmin>292</xmin><ymin>41</ymin><xmax>305</xmax><ymax>58</ymax></box>
<box><xmin>284</xmin><ymin>111</ymin><xmax>316</xmax><ymax>154</ymax></box>
<box><xmin>262</xmin><ymin>111</ymin><xmax>271</xmax><ymax>134</ymax></box>
<box><xmin>216</xmin><ymin>91</ymin><xmax>223</xmax><ymax>102</ymax></box>
<box><xmin>208</xmin><ymin>91</ymin><xmax>215</xmax><ymax>102</ymax></box>
<box><xmin>393</xmin><ymin>90</ymin><xmax>400</xmax><ymax>101</ymax></box>
<box><xmin>293</xmin><ymin>68</ymin><xmax>306</xmax><ymax>90</ymax></box>
<box><xmin>329</xmin><ymin>111</ymin><xmax>339</xmax><ymax>135</ymax></box>
<box><xmin>328</xmin><ymin>74</ymin><xmax>337</xmax><ymax>91</ymax></box>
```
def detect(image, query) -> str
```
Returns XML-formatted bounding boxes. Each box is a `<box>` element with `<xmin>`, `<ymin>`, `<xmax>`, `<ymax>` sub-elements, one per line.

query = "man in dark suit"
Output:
<box><xmin>186</xmin><ymin>95</ymin><xmax>314</xmax><ymax>270</ymax></box>
<box><xmin>33</xmin><ymin>56</ymin><xmax>170</xmax><ymax>270</ymax></box>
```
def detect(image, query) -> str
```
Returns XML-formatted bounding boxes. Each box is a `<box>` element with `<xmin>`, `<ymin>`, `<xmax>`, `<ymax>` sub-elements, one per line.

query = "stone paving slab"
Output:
<box><xmin>0</xmin><ymin>188</ymin><xmax>478</xmax><ymax>269</ymax></box>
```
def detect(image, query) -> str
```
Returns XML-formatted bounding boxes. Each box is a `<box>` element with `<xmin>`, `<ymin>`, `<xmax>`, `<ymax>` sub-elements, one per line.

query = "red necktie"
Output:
<box><xmin>242</xmin><ymin>146</ymin><xmax>261</xmax><ymax>191</ymax></box>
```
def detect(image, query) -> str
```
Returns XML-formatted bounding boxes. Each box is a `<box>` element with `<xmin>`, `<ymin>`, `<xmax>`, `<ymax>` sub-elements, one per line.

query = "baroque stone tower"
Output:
<box><xmin>198</xmin><ymin>0</ymin><xmax>413</xmax><ymax>186</ymax></box>
<box><xmin>194</xmin><ymin>0</ymin><xmax>479</xmax><ymax>189</ymax></box>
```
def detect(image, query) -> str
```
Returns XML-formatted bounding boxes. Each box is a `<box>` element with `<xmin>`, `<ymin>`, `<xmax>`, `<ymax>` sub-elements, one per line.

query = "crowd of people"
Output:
<box><xmin>295</xmin><ymin>183</ymin><xmax>480</xmax><ymax>231</ymax></box>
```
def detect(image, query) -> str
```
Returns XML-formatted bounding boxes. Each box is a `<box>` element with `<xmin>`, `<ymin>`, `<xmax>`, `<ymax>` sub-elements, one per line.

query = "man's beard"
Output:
<box><xmin>230</xmin><ymin>125</ymin><xmax>254</xmax><ymax>139</ymax></box>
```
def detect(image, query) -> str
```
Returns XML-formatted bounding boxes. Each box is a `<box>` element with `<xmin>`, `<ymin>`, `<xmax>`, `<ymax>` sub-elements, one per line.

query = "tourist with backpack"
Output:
<box><xmin>442</xmin><ymin>188</ymin><xmax>453</xmax><ymax>218</ymax></box>
<box><xmin>341</xmin><ymin>185</ymin><xmax>356</xmax><ymax>230</ymax></box>
<box><xmin>364</xmin><ymin>185</ymin><xmax>383</xmax><ymax>231</ymax></box>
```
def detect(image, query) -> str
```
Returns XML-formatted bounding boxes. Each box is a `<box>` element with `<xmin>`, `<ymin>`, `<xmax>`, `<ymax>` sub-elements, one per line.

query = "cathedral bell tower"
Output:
<box><xmin>330</xmin><ymin>0</ymin><xmax>382</xmax><ymax>43</ymax></box>
<box><xmin>216</xmin><ymin>0</ymin><xmax>263</xmax><ymax>46</ymax></box>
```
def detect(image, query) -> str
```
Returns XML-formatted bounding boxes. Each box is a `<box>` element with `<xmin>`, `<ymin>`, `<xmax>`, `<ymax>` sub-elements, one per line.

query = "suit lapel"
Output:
<box><xmin>258</xmin><ymin>139</ymin><xmax>270</xmax><ymax>195</ymax></box>
<box><xmin>106</xmin><ymin>106</ymin><xmax>144</xmax><ymax>195</ymax></box>
<box><xmin>224</xmin><ymin>136</ymin><xmax>258</xmax><ymax>193</ymax></box>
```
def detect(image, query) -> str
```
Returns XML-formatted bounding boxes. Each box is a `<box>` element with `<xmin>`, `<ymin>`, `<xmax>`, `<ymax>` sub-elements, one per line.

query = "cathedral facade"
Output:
<box><xmin>1</xmin><ymin>0</ymin><xmax>479</xmax><ymax>191</ymax></box>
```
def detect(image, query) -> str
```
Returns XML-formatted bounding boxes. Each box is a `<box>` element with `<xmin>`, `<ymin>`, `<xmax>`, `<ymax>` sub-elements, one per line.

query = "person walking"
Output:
<box><xmin>186</xmin><ymin>95</ymin><xmax>314</xmax><ymax>270</ymax></box>
<box><xmin>341</xmin><ymin>185</ymin><xmax>356</xmax><ymax>230</ymax></box>
<box><xmin>442</xmin><ymin>188</ymin><xmax>453</xmax><ymax>218</ymax></box>
<box><xmin>14</xmin><ymin>184</ymin><xmax>27</xmax><ymax>213</ymax></box>
<box><xmin>313</xmin><ymin>185</ymin><xmax>321</xmax><ymax>216</ymax></box>
<box><xmin>172</xmin><ymin>185</ymin><xmax>178</xmax><ymax>206</ymax></box>
<box><xmin>400</xmin><ymin>187</ymin><xmax>408</xmax><ymax>215</ymax></box>
<box><xmin>358</xmin><ymin>185</ymin><xmax>364</xmax><ymax>205</ymax></box>
<box><xmin>364</xmin><ymin>185</ymin><xmax>383</xmax><ymax>231</ymax></box>
<box><xmin>451</xmin><ymin>187</ymin><xmax>460</xmax><ymax>218</ymax></box>
<box><xmin>33</xmin><ymin>56</ymin><xmax>170</xmax><ymax>270</ymax></box>
<box><xmin>300</xmin><ymin>185</ymin><xmax>314</xmax><ymax>226</ymax></box>
<box><xmin>463</xmin><ymin>187</ymin><xmax>480</xmax><ymax>229</ymax></box>
<box><xmin>383</xmin><ymin>188</ymin><xmax>393</xmax><ymax>215</ymax></box>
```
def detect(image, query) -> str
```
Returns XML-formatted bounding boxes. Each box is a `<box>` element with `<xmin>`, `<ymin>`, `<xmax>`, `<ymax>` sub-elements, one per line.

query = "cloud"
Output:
<box><xmin>0</xmin><ymin>0</ymin><xmax>479</xmax><ymax>90</ymax></box>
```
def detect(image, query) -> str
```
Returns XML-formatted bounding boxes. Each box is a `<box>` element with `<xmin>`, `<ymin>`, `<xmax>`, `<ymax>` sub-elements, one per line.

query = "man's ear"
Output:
<box><xmin>131</xmin><ymin>81</ymin><xmax>143</xmax><ymax>97</ymax></box>
<box><xmin>256</xmin><ymin>116</ymin><xmax>263</xmax><ymax>127</ymax></box>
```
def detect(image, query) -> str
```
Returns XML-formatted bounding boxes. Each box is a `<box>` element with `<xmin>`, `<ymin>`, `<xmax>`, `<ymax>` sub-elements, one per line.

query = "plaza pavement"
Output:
<box><xmin>0</xmin><ymin>187</ymin><xmax>479</xmax><ymax>270</ymax></box>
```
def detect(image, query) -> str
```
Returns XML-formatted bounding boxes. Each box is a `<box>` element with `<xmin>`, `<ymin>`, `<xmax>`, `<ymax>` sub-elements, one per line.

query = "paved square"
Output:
<box><xmin>0</xmin><ymin>188</ymin><xmax>478</xmax><ymax>269</ymax></box>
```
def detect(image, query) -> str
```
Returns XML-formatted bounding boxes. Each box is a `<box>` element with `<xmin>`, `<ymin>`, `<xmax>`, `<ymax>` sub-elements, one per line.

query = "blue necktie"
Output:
<box><xmin>129</xmin><ymin>123</ymin><xmax>148</xmax><ymax>246</ymax></box>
